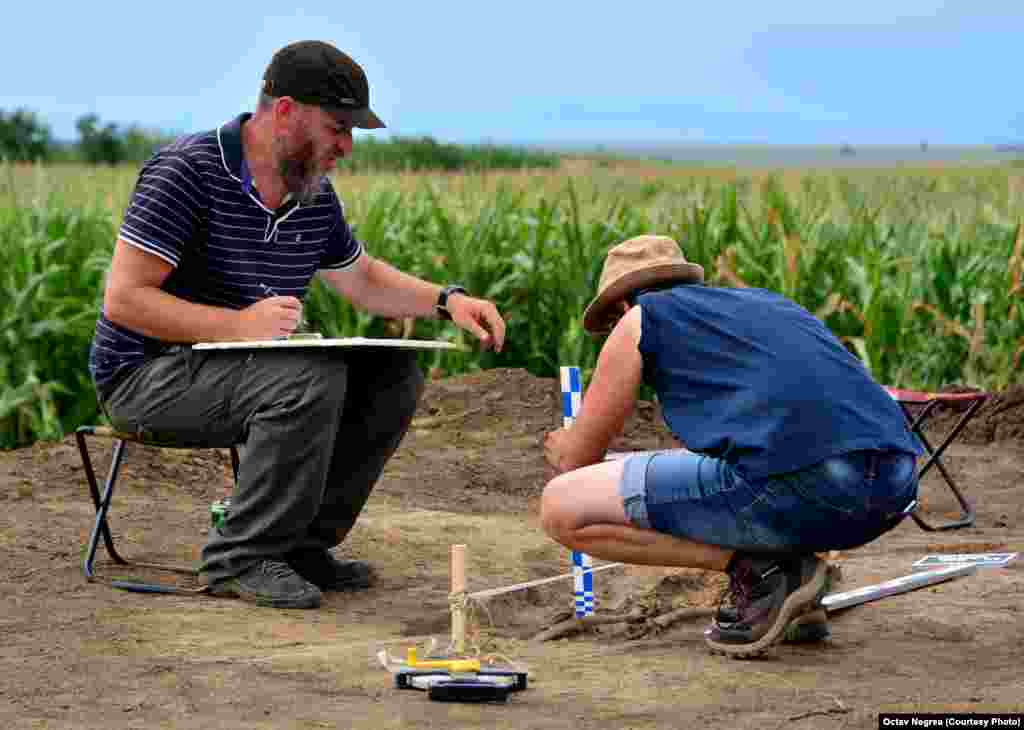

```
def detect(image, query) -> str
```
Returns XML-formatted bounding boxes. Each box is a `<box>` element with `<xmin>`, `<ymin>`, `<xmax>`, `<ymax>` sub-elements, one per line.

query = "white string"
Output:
<box><xmin>467</xmin><ymin>562</ymin><xmax>624</xmax><ymax>601</ymax></box>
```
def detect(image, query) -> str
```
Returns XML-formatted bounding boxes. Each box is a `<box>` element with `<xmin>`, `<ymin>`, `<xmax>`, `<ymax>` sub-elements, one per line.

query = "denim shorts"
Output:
<box><xmin>619</xmin><ymin>449</ymin><xmax>919</xmax><ymax>553</ymax></box>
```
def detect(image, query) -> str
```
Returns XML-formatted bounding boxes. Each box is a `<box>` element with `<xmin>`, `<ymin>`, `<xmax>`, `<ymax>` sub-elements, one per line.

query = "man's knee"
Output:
<box><xmin>540</xmin><ymin>473</ymin><xmax>578</xmax><ymax>544</ymax></box>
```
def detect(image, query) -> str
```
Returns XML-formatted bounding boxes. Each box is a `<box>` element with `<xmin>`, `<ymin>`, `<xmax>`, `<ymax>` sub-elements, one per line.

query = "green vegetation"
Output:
<box><xmin>0</xmin><ymin>108</ymin><xmax>175</xmax><ymax>164</ymax></box>
<box><xmin>0</xmin><ymin>109</ymin><xmax>53</xmax><ymax>162</ymax></box>
<box><xmin>1</xmin><ymin>107</ymin><xmax>559</xmax><ymax>171</ymax></box>
<box><xmin>3</xmin><ymin>161</ymin><xmax>1024</xmax><ymax>448</ymax></box>
<box><xmin>339</xmin><ymin>135</ymin><xmax>559</xmax><ymax>173</ymax></box>
<box><xmin>73</xmin><ymin>114</ymin><xmax>176</xmax><ymax>165</ymax></box>
<box><xmin>0</xmin><ymin>190</ymin><xmax>114</xmax><ymax>447</ymax></box>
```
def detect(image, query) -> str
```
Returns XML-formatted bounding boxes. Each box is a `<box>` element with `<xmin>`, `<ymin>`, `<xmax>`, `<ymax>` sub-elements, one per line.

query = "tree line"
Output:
<box><xmin>1</xmin><ymin>107</ymin><xmax>560</xmax><ymax>171</ymax></box>
<box><xmin>0</xmin><ymin>108</ymin><xmax>175</xmax><ymax>164</ymax></box>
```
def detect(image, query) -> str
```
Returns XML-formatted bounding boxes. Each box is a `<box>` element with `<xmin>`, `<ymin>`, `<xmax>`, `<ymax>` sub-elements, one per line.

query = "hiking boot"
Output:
<box><xmin>286</xmin><ymin>548</ymin><xmax>377</xmax><ymax>592</ymax></box>
<box><xmin>209</xmin><ymin>558</ymin><xmax>322</xmax><ymax>609</ymax></box>
<box><xmin>782</xmin><ymin>609</ymin><xmax>831</xmax><ymax>643</ymax></box>
<box><xmin>704</xmin><ymin>553</ymin><xmax>828</xmax><ymax>658</ymax></box>
<box><xmin>716</xmin><ymin>605</ymin><xmax>831</xmax><ymax>643</ymax></box>
<box><xmin>716</xmin><ymin>563</ymin><xmax>840</xmax><ymax>644</ymax></box>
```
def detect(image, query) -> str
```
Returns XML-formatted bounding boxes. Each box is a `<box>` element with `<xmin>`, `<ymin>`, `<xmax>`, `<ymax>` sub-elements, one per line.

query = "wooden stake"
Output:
<box><xmin>450</xmin><ymin>544</ymin><xmax>467</xmax><ymax>654</ymax></box>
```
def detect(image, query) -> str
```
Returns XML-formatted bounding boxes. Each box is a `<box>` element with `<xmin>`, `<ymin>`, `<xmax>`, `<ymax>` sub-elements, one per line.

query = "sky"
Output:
<box><xmin>3</xmin><ymin>1</ymin><xmax>1023</xmax><ymax>147</ymax></box>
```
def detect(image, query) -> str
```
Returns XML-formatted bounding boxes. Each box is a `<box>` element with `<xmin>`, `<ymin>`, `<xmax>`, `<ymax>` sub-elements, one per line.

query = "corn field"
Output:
<box><xmin>3</xmin><ymin>161</ymin><xmax>1024</xmax><ymax>448</ymax></box>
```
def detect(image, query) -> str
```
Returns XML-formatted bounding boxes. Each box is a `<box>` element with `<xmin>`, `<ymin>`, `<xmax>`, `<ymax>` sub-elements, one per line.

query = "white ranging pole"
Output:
<box><xmin>560</xmin><ymin>366</ymin><xmax>594</xmax><ymax>618</ymax></box>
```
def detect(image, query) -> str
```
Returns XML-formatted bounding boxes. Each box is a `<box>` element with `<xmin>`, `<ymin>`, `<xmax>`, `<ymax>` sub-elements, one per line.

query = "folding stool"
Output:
<box><xmin>75</xmin><ymin>425</ymin><xmax>239</xmax><ymax>594</ymax></box>
<box><xmin>884</xmin><ymin>388</ymin><xmax>991</xmax><ymax>531</ymax></box>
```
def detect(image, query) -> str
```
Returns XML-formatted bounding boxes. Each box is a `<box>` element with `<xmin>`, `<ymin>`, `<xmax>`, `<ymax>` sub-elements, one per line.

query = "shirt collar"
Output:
<box><xmin>217</xmin><ymin>112</ymin><xmax>294</xmax><ymax>206</ymax></box>
<box><xmin>216</xmin><ymin>113</ymin><xmax>249</xmax><ymax>183</ymax></box>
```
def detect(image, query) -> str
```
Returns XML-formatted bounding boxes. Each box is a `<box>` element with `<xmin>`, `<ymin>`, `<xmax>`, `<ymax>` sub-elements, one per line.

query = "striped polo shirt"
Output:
<box><xmin>88</xmin><ymin>113</ymin><xmax>363</xmax><ymax>398</ymax></box>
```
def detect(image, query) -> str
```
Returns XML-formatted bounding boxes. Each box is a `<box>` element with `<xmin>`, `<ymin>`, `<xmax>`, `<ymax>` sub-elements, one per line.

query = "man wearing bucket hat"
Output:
<box><xmin>540</xmin><ymin>235</ymin><xmax>920</xmax><ymax>657</ymax></box>
<box><xmin>88</xmin><ymin>41</ymin><xmax>505</xmax><ymax>609</ymax></box>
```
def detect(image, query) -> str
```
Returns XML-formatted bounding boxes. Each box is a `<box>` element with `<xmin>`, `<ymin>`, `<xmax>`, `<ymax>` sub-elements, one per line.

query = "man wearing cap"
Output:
<box><xmin>88</xmin><ymin>41</ymin><xmax>506</xmax><ymax>608</ymax></box>
<box><xmin>540</xmin><ymin>235</ymin><xmax>920</xmax><ymax>657</ymax></box>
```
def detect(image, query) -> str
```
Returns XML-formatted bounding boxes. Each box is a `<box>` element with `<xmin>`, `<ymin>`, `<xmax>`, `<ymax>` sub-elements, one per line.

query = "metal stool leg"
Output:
<box><xmin>76</xmin><ymin>427</ymin><xmax>129</xmax><ymax>574</ymax></box>
<box><xmin>904</xmin><ymin>400</ymin><xmax>983</xmax><ymax>531</ymax></box>
<box><xmin>76</xmin><ymin>426</ymin><xmax>212</xmax><ymax>595</ymax></box>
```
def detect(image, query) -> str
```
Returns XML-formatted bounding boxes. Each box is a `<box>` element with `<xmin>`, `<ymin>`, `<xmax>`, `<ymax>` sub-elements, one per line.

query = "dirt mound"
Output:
<box><xmin>380</xmin><ymin>368</ymin><xmax>679</xmax><ymax>513</ymax></box>
<box><xmin>912</xmin><ymin>384</ymin><xmax>1024</xmax><ymax>445</ymax></box>
<box><xmin>4</xmin><ymin>434</ymin><xmax>236</xmax><ymax>506</ymax></box>
<box><xmin>416</xmin><ymin>366</ymin><xmax>679</xmax><ymax>456</ymax></box>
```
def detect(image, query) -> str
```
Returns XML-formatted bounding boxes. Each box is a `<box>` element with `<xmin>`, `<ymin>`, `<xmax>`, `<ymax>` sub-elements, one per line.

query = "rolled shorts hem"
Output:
<box><xmin>619</xmin><ymin>451</ymin><xmax>658</xmax><ymax>529</ymax></box>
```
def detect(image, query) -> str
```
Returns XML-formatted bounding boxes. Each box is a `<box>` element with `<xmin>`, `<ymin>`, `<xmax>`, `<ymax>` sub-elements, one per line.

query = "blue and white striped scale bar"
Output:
<box><xmin>572</xmin><ymin>550</ymin><xmax>595</xmax><ymax>617</ymax></box>
<box><xmin>560</xmin><ymin>365</ymin><xmax>594</xmax><ymax>617</ymax></box>
<box><xmin>560</xmin><ymin>366</ymin><xmax>582</xmax><ymax>429</ymax></box>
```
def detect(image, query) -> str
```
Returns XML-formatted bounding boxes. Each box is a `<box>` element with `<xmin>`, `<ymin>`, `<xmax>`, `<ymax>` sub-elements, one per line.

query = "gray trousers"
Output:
<box><xmin>101</xmin><ymin>346</ymin><xmax>424</xmax><ymax>582</ymax></box>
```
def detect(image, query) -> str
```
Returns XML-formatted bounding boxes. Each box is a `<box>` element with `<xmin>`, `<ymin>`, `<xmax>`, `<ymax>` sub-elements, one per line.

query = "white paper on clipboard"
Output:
<box><xmin>192</xmin><ymin>337</ymin><xmax>468</xmax><ymax>352</ymax></box>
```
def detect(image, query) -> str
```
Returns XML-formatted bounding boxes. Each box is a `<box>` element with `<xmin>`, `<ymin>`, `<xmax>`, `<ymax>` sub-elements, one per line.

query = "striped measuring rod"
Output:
<box><xmin>560</xmin><ymin>365</ymin><xmax>594</xmax><ymax>618</ymax></box>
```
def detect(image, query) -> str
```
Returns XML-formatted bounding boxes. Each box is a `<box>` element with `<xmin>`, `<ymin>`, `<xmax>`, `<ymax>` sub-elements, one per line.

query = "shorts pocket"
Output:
<box><xmin>781</xmin><ymin>459</ymin><xmax>868</xmax><ymax>517</ymax></box>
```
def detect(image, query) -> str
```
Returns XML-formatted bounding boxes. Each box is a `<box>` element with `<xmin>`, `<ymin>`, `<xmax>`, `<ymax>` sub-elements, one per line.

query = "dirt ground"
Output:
<box><xmin>1</xmin><ymin>368</ymin><xmax>1022</xmax><ymax>729</ymax></box>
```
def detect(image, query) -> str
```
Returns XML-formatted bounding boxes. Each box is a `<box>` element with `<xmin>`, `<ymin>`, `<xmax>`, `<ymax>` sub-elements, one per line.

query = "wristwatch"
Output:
<box><xmin>435</xmin><ymin>285</ymin><xmax>468</xmax><ymax>321</ymax></box>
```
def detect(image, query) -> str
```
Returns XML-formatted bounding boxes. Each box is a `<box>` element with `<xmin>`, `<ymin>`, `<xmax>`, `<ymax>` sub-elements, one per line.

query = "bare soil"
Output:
<box><xmin>1</xmin><ymin>368</ymin><xmax>1022</xmax><ymax>729</ymax></box>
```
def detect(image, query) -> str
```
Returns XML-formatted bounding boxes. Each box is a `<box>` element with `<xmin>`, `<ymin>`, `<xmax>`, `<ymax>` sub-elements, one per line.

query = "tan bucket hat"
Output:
<box><xmin>582</xmin><ymin>235</ymin><xmax>704</xmax><ymax>334</ymax></box>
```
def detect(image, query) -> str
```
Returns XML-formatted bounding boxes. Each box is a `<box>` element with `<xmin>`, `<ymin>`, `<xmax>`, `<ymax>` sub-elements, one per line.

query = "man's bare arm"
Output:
<box><xmin>560</xmin><ymin>305</ymin><xmax>644</xmax><ymax>468</ymax></box>
<box><xmin>320</xmin><ymin>254</ymin><xmax>505</xmax><ymax>350</ymax></box>
<box><xmin>103</xmin><ymin>239</ymin><xmax>301</xmax><ymax>341</ymax></box>
<box><xmin>319</xmin><ymin>254</ymin><xmax>440</xmax><ymax>319</ymax></box>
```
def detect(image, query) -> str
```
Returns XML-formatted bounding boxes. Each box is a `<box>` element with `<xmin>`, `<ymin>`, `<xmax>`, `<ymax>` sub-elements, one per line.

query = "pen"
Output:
<box><xmin>259</xmin><ymin>282</ymin><xmax>314</xmax><ymax>336</ymax></box>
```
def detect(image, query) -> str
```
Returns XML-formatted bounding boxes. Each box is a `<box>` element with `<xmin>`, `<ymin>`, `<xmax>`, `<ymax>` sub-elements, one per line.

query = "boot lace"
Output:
<box><xmin>718</xmin><ymin>562</ymin><xmax>755</xmax><ymax>622</ymax></box>
<box><xmin>261</xmin><ymin>558</ymin><xmax>299</xmax><ymax>580</ymax></box>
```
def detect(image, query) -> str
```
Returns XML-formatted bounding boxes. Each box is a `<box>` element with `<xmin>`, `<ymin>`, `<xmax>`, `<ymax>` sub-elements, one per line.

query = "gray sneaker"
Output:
<box><xmin>209</xmin><ymin>558</ymin><xmax>322</xmax><ymax>609</ymax></box>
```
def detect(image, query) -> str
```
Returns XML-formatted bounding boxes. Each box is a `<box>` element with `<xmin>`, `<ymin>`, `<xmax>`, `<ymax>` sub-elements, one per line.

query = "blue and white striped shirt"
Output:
<box><xmin>88</xmin><ymin>113</ymin><xmax>362</xmax><ymax>397</ymax></box>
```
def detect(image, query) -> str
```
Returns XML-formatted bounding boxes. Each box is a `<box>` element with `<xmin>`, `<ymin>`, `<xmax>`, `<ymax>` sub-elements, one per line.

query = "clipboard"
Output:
<box><xmin>193</xmin><ymin>337</ymin><xmax>468</xmax><ymax>352</ymax></box>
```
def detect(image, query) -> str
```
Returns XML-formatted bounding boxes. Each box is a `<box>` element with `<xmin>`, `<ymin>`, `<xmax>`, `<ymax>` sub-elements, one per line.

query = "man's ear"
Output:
<box><xmin>272</xmin><ymin>96</ymin><xmax>299</xmax><ymax>132</ymax></box>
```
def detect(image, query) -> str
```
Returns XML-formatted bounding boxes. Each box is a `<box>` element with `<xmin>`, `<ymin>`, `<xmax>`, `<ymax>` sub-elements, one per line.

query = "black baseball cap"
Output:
<box><xmin>262</xmin><ymin>40</ymin><xmax>385</xmax><ymax>129</ymax></box>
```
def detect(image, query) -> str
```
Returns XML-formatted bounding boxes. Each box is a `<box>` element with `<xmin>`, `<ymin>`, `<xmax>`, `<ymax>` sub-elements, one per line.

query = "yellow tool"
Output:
<box><xmin>405</xmin><ymin>647</ymin><xmax>480</xmax><ymax>673</ymax></box>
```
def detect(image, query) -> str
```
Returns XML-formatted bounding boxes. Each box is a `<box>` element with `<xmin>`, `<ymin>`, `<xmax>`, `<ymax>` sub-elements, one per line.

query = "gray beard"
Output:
<box><xmin>278</xmin><ymin>157</ymin><xmax>321</xmax><ymax>206</ymax></box>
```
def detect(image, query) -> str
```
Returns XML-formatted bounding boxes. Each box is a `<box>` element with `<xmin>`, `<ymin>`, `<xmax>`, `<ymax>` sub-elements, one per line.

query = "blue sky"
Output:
<box><xmin>3</xmin><ymin>1</ymin><xmax>1022</xmax><ymax>146</ymax></box>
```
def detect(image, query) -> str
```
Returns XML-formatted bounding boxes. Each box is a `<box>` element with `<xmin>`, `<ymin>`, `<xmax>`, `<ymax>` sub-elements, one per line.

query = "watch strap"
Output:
<box><xmin>436</xmin><ymin>285</ymin><xmax>468</xmax><ymax>320</ymax></box>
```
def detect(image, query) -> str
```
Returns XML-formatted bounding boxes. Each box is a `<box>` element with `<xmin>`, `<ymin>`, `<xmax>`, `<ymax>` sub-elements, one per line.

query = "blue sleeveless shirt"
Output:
<box><xmin>637</xmin><ymin>285</ymin><xmax>921</xmax><ymax>481</ymax></box>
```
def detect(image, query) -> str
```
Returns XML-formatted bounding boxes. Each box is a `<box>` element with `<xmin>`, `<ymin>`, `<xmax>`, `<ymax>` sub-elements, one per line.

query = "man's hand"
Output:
<box><xmin>235</xmin><ymin>296</ymin><xmax>304</xmax><ymax>339</ymax></box>
<box><xmin>544</xmin><ymin>427</ymin><xmax>578</xmax><ymax>475</ymax></box>
<box><xmin>446</xmin><ymin>294</ymin><xmax>506</xmax><ymax>352</ymax></box>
